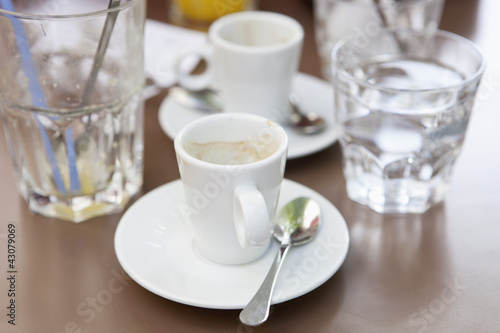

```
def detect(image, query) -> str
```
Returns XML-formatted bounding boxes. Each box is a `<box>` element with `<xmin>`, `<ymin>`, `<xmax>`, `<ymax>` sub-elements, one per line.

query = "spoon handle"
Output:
<box><xmin>239</xmin><ymin>242</ymin><xmax>291</xmax><ymax>326</ymax></box>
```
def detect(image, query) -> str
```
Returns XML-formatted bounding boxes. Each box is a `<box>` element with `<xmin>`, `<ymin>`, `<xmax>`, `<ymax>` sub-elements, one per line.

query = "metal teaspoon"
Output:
<box><xmin>239</xmin><ymin>197</ymin><xmax>322</xmax><ymax>326</ymax></box>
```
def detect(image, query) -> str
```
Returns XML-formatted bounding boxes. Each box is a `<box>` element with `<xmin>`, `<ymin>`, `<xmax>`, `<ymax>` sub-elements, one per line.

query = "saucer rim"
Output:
<box><xmin>114</xmin><ymin>178</ymin><xmax>349</xmax><ymax>309</ymax></box>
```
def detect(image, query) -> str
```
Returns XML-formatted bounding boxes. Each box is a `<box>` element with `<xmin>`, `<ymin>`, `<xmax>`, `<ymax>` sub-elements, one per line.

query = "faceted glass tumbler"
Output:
<box><xmin>331</xmin><ymin>29</ymin><xmax>485</xmax><ymax>213</ymax></box>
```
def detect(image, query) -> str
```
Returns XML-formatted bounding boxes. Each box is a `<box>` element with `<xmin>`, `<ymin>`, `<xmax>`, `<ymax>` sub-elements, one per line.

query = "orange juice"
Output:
<box><xmin>171</xmin><ymin>0</ymin><xmax>253</xmax><ymax>29</ymax></box>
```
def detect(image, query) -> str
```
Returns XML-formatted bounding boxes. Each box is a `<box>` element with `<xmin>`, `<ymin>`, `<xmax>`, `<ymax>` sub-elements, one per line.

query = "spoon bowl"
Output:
<box><xmin>288</xmin><ymin>95</ymin><xmax>326</xmax><ymax>134</ymax></box>
<box><xmin>239</xmin><ymin>197</ymin><xmax>321</xmax><ymax>326</ymax></box>
<box><xmin>169</xmin><ymin>86</ymin><xmax>223</xmax><ymax>113</ymax></box>
<box><xmin>273</xmin><ymin>197</ymin><xmax>321</xmax><ymax>245</ymax></box>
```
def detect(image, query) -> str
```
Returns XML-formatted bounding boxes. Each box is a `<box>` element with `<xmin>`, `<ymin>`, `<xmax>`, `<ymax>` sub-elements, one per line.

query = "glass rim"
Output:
<box><xmin>0</xmin><ymin>0</ymin><xmax>136</xmax><ymax>20</ymax></box>
<box><xmin>331</xmin><ymin>28</ymin><xmax>487</xmax><ymax>94</ymax></box>
<box><xmin>322</xmin><ymin>0</ymin><xmax>443</xmax><ymax>9</ymax></box>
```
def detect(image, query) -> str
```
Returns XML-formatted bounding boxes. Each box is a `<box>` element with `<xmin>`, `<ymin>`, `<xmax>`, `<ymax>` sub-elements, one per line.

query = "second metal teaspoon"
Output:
<box><xmin>239</xmin><ymin>197</ymin><xmax>322</xmax><ymax>326</ymax></box>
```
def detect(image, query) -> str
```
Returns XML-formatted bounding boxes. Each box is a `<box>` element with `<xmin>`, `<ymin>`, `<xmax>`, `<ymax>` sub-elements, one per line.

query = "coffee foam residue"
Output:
<box><xmin>184</xmin><ymin>133</ymin><xmax>279</xmax><ymax>165</ymax></box>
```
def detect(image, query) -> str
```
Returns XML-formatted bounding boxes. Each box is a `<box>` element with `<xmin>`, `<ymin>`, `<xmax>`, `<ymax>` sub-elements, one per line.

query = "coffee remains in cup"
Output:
<box><xmin>184</xmin><ymin>136</ymin><xmax>279</xmax><ymax>165</ymax></box>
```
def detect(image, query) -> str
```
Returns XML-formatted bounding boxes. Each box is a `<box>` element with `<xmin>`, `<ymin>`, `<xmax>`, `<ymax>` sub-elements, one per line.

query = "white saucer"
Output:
<box><xmin>114</xmin><ymin>179</ymin><xmax>349</xmax><ymax>310</ymax></box>
<box><xmin>158</xmin><ymin>73</ymin><xmax>338</xmax><ymax>159</ymax></box>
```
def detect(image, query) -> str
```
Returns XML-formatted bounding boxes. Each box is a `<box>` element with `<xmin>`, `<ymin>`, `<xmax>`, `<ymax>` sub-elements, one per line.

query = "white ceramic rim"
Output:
<box><xmin>208</xmin><ymin>11</ymin><xmax>304</xmax><ymax>54</ymax></box>
<box><xmin>174</xmin><ymin>113</ymin><xmax>289</xmax><ymax>170</ymax></box>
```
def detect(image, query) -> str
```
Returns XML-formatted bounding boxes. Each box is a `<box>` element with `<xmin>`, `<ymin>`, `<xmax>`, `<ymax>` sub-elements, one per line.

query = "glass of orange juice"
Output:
<box><xmin>170</xmin><ymin>0</ymin><xmax>256</xmax><ymax>30</ymax></box>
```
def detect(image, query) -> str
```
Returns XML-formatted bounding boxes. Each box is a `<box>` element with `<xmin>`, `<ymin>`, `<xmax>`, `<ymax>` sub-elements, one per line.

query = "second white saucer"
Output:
<box><xmin>158</xmin><ymin>73</ymin><xmax>338</xmax><ymax>159</ymax></box>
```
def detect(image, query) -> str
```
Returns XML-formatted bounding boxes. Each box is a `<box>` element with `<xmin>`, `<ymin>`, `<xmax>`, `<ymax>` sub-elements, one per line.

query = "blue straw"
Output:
<box><xmin>1</xmin><ymin>0</ymin><xmax>81</xmax><ymax>194</ymax></box>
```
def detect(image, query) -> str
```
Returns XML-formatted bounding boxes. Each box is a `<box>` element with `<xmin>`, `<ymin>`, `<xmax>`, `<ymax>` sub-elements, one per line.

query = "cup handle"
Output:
<box><xmin>233</xmin><ymin>185</ymin><xmax>271</xmax><ymax>248</ymax></box>
<box><xmin>174</xmin><ymin>47</ymin><xmax>214</xmax><ymax>91</ymax></box>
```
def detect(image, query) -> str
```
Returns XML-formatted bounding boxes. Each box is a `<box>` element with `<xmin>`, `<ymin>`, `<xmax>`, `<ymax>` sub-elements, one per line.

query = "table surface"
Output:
<box><xmin>1</xmin><ymin>0</ymin><xmax>499</xmax><ymax>332</ymax></box>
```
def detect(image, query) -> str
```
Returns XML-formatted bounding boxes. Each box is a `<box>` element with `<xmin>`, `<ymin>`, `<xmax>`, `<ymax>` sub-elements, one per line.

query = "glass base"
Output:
<box><xmin>346</xmin><ymin>176</ymin><xmax>448</xmax><ymax>214</ymax></box>
<box><xmin>22</xmin><ymin>176</ymin><xmax>142</xmax><ymax>223</ymax></box>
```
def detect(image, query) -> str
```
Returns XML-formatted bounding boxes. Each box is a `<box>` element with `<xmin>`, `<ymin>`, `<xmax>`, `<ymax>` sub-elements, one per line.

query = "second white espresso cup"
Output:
<box><xmin>175</xmin><ymin>11</ymin><xmax>304</xmax><ymax>122</ymax></box>
<box><xmin>174</xmin><ymin>113</ymin><xmax>288</xmax><ymax>265</ymax></box>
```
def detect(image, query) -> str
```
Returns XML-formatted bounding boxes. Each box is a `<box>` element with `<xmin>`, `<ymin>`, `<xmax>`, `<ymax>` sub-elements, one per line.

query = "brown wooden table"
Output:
<box><xmin>1</xmin><ymin>0</ymin><xmax>499</xmax><ymax>332</ymax></box>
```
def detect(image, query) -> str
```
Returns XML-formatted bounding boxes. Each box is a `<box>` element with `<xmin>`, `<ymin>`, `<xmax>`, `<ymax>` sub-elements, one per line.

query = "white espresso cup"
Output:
<box><xmin>175</xmin><ymin>11</ymin><xmax>304</xmax><ymax>122</ymax></box>
<box><xmin>174</xmin><ymin>113</ymin><xmax>288</xmax><ymax>265</ymax></box>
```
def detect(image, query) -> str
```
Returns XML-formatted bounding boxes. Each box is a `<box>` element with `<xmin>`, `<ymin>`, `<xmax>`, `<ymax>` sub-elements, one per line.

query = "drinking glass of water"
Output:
<box><xmin>331</xmin><ymin>28</ymin><xmax>485</xmax><ymax>214</ymax></box>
